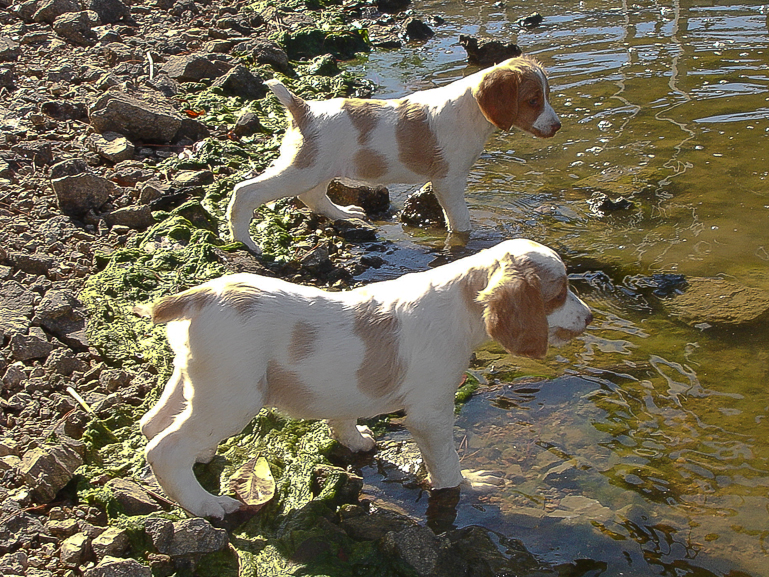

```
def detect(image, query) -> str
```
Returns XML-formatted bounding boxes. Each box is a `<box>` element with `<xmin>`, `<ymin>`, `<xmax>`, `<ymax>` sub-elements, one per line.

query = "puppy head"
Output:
<box><xmin>476</xmin><ymin>241</ymin><xmax>592</xmax><ymax>359</ymax></box>
<box><xmin>472</xmin><ymin>56</ymin><xmax>561</xmax><ymax>138</ymax></box>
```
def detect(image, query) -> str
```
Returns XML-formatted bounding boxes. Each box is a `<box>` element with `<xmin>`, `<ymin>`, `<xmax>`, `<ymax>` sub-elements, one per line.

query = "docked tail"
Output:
<box><xmin>265</xmin><ymin>79</ymin><xmax>308</xmax><ymax>123</ymax></box>
<box><xmin>133</xmin><ymin>286</ymin><xmax>216</xmax><ymax>325</ymax></box>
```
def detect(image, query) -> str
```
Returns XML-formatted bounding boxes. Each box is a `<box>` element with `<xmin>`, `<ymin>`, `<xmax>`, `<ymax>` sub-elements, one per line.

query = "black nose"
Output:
<box><xmin>585</xmin><ymin>311</ymin><xmax>594</xmax><ymax>327</ymax></box>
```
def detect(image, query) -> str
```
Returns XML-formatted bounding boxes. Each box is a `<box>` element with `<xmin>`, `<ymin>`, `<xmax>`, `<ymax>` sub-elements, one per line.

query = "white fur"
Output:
<box><xmin>228</xmin><ymin>57</ymin><xmax>561</xmax><ymax>253</ymax></box>
<box><xmin>139</xmin><ymin>239</ymin><xmax>590</xmax><ymax>518</ymax></box>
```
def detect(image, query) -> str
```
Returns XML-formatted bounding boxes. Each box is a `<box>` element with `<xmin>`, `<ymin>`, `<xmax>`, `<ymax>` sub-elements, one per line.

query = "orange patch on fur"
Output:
<box><xmin>290</xmin><ymin>320</ymin><xmax>318</xmax><ymax>362</ymax></box>
<box><xmin>354</xmin><ymin>148</ymin><xmax>389</xmax><ymax>179</ymax></box>
<box><xmin>343</xmin><ymin>99</ymin><xmax>387</xmax><ymax>145</ymax></box>
<box><xmin>264</xmin><ymin>359</ymin><xmax>317</xmax><ymax>415</ymax></box>
<box><xmin>395</xmin><ymin>101</ymin><xmax>449</xmax><ymax>179</ymax></box>
<box><xmin>353</xmin><ymin>301</ymin><xmax>406</xmax><ymax>398</ymax></box>
<box><xmin>285</xmin><ymin>93</ymin><xmax>319</xmax><ymax>169</ymax></box>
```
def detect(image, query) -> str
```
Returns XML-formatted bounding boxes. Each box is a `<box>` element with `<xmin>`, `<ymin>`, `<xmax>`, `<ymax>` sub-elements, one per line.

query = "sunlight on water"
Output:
<box><xmin>350</xmin><ymin>1</ymin><xmax>769</xmax><ymax>575</ymax></box>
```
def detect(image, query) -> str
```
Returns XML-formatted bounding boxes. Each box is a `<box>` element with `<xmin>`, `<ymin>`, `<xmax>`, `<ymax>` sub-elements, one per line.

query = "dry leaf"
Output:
<box><xmin>229</xmin><ymin>456</ymin><xmax>275</xmax><ymax>509</ymax></box>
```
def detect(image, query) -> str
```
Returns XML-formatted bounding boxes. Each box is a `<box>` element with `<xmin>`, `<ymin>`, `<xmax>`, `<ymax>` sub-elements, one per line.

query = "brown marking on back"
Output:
<box><xmin>354</xmin><ymin>148</ymin><xmax>389</xmax><ymax>180</ymax></box>
<box><xmin>221</xmin><ymin>282</ymin><xmax>262</xmax><ymax>316</ymax></box>
<box><xmin>342</xmin><ymin>99</ymin><xmax>387</xmax><ymax>145</ymax></box>
<box><xmin>353</xmin><ymin>301</ymin><xmax>405</xmax><ymax>398</ymax></box>
<box><xmin>284</xmin><ymin>92</ymin><xmax>320</xmax><ymax>169</ymax></box>
<box><xmin>150</xmin><ymin>286</ymin><xmax>217</xmax><ymax>324</ymax></box>
<box><xmin>395</xmin><ymin>101</ymin><xmax>449</xmax><ymax>179</ymax></box>
<box><xmin>290</xmin><ymin>321</ymin><xmax>318</xmax><ymax>362</ymax></box>
<box><xmin>264</xmin><ymin>359</ymin><xmax>317</xmax><ymax>416</ymax></box>
<box><xmin>473</xmin><ymin>55</ymin><xmax>546</xmax><ymax>132</ymax></box>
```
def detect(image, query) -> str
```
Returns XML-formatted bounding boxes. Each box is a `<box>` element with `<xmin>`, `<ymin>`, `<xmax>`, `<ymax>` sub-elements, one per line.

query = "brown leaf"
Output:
<box><xmin>229</xmin><ymin>456</ymin><xmax>275</xmax><ymax>509</ymax></box>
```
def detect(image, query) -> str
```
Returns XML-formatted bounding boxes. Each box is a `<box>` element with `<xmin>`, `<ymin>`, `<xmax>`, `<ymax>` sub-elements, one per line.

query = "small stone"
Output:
<box><xmin>104</xmin><ymin>205</ymin><xmax>155</xmax><ymax>230</ymax></box>
<box><xmin>19</xmin><ymin>440</ymin><xmax>85</xmax><ymax>503</ymax></box>
<box><xmin>327</xmin><ymin>180</ymin><xmax>390</xmax><ymax>215</ymax></box>
<box><xmin>46</xmin><ymin>518</ymin><xmax>80</xmax><ymax>539</ymax></box>
<box><xmin>0</xmin><ymin>550</ymin><xmax>27</xmax><ymax>575</ymax></box>
<box><xmin>458</xmin><ymin>35</ymin><xmax>522</xmax><ymax>66</ymax></box>
<box><xmin>85</xmin><ymin>132</ymin><xmax>135</xmax><ymax>163</ymax></box>
<box><xmin>98</xmin><ymin>369</ymin><xmax>130</xmax><ymax>392</ymax></box>
<box><xmin>105</xmin><ymin>478</ymin><xmax>161</xmax><ymax>515</ymax></box>
<box><xmin>401</xmin><ymin>18</ymin><xmax>433</xmax><ymax>42</ymax></box>
<box><xmin>52</xmin><ymin>11</ymin><xmax>98</xmax><ymax>46</ymax></box>
<box><xmin>60</xmin><ymin>532</ymin><xmax>90</xmax><ymax>566</ymax></box>
<box><xmin>51</xmin><ymin>173</ymin><xmax>116</xmax><ymax>217</ymax></box>
<box><xmin>33</xmin><ymin>289</ymin><xmax>89</xmax><ymax>350</ymax></box>
<box><xmin>164</xmin><ymin>518</ymin><xmax>228</xmax><ymax>557</ymax></box>
<box><xmin>83</xmin><ymin>556</ymin><xmax>151</xmax><ymax>577</ymax></box>
<box><xmin>2</xmin><ymin>362</ymin><xmax>27</xmax><ymax>389</ymax></box>
<box><xmin>91</xmin><ymin>527</ymin><xmax>129</xmax><ymax>560</ymax></box>
<box><xmin>211</xmin><ymin>64</ymin><xmax>266</xmax><ymax>99</ymax></box>
<box><xmin>232</xmin><ymin>111</ymin><xmax>262</xmax><ymax>137</ymax></box>
<box><xmin>380</xmin><ymin>525</ymin><xmax>447</xmax><ymax>577</ymax></box>
<box><xmin>400</xmin><ymin>183</ymin><xmax>446</xmax><ymax>228</ymax></box>
<box><xmin>9</xmin><ymin>327</ymin><xmax>54</xmax><ymax>362</ymax></box>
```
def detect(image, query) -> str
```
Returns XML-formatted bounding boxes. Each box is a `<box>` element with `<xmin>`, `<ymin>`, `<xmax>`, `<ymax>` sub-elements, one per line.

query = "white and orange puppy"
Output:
<box><xmin>137</xmin><ymin>239</ymin><xmax>591</xmax><ymax>518</ymax></box>
<box><xmin>228</xmin><ymin>56</ymin><xmax>561</xmax><ymax>253</ymax></box>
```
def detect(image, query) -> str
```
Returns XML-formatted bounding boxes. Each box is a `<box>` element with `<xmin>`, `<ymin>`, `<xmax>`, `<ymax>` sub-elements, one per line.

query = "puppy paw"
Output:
<box><xmin>340</xmin><ymin>204</ymin><xmax>367</xmax><ymax>219</ymax></box>
<box><xmin>195</xmin><ymin>447</ymin><xmax>217</xmax><ymax>464</ymax></box>
<box><xmin>351</xmin><ymin>425</ymin><xmax>377</xmax><ymax>452</ymax></box>
<box><xmin>192</xmin><ymin>495</ymin><xmax>243</xmax><ymax>519</ymax></box>
<box><xmin>460</xmin><ymin>469</ymin><xmax>506</xmax><ymax>492</ymax></box>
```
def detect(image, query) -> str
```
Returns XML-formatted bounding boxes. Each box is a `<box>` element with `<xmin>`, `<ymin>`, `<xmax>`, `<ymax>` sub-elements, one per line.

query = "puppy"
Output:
<box><xmin>137</xmin><ymin>239</ymin><xmax>591</xmax><ymax>518</ymax></box>
<box><xmin>228</xmin><ymin>56</ymin><xmax>561</xmax><ymax>253</ymax></box>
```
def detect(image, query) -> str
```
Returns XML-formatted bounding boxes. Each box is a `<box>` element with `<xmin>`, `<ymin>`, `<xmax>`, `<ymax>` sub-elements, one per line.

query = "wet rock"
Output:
<box><xmin>83</xmin><ymin>556</ymin><xmax>151</xmax><ymax>577</ymax></box>
<box><xmin>400</xmin><ymin>183</ymin><xmax>446</xmax><ymax>228</ymax></box>
<box><xmin>339</xmin><ymin>505</ymin><xmax>417</xmax><ymax>541</ymax></box>
<box><xmin>516</xmin><ymin>12</ymin><xmax>544</xmax><ymax>29</ymax></box>
<box><xmin>52</xmin><ymin>11</ymin><xmax>98</xmax><ymax>47</ymax></box>
<box><xmin>445</xmin><ymin>525</ymin><xmax>545</xmax><ymax>577</ymax></box>
<box><xmin>83</xmin><ymin>0</ymin><xmax>130</xmax><ymax>24</ymax></box>
<box><xmin>211</xmin><ymin>64</ymin><xmax>267</xmax><ymax>99</ymax></box>
<box><xmin>305</xmin><ymin>53</ymin><xmax>340</xmax><ymax>76</ymax></box>
<box><xmin>376</xmin><ymin>0</ymin><xmax>410</xmax><ymax>13</ymax></box>
<box><xmin>85</xmin><ymin>132</ymin><xmax>135</xmax><ymax>163</ymax></box>
<box><xmin>299</xmin><ymin>243</ymin><xmax>333</xmax><ymax>273</ymax></box>
<box><xmin>334</xmin><ymin>219</ymin><xmax>378</xmax><ymax>242</ymax></box>
<box><xmin>51</xmin><ymin>173</ymin><xmax>116</xmax><ymax>217</ymax></box>
<box><xmin>91</xmin><ymin>527</ymin><xmax>129</xmax><ymax>560</ymax></box>
<box><xmin>327</xmin><ymin>180</ymin><xmax>390</xmax><ymax>215</ymax></box>
<box><xmin>587</xmin><ymin>192</ymin><xmax>634</xmax><ymax>215</ymax></box>
<box><xmin>33</xmin><ymin>0</ymin><xmax>80</xmax><ymax>24</ymax></box>
<box><xmin>162</xmin><ymin>54</ymin><xmax>228</xmax><ymax>82</ymax></box>
<box><xmin>401</xmin><ymin>18</ymin><xmax>434</xmax><ymax>42</ymax></box>
<box><xmin>380</xmin><ymin>525</ymin><xmax>449</xmax><ymax>577</ymax></box>
<box><xmin>104</xmin><ymin>205</ymin><xmax>155</xmax><ymax>229</ymax></box>
<box><xmin>0</xmin><ymin>37</ymin><xmax>20</xmax><ymax>62</ymax></box>
<box><xmin>0</xmin><ymin>281</ymin><xmax>34</xmax><ymax>338</ymax></box>
<box><xmin>33</xmin><ymin>289</ymin><xmax>89</xmax><ymax>349</ymax></box>
<box><xmin>663</xmin><ymin>277</ymin><xmax>769</xmax><ymax>327</ymax></box>
<box><xmin>60</xmin><ymin>532</ymin><xmax>90</xmax><ymax>566</ymax></box>
<box><xmin>146</xmin><ymin>517</ymin><xmax>228</xmax><ymax>557</ymax></box>
<box><xmin>9</xmin><ymin>327</ymin><xmax>54</xmax><ymax>362</ymax></box>
<box><xmin>232</xmin><ymin>111</ymin><xmax>262</xmax><ymax>137</ymax></box>
<box><xmin>458</xmin><ymin>35</ymin><xmax>522</xmax><ymax>66</ymax></box>
<box><xmin>0</xmin><ymin>509</ymin><xmax>48</xmax><ymax>554</ymax></box>
<box><xmin>89</xmin><ymin>92</ymin><xmax>182</xmax><ymax>144</ymax></box>
<box><xmin>105</xmin><ymin>478</ymin><xmax>162</xmax><ymax>515</ymax></box>
<box><xmin>20</xmin><ymin>439</ymin><xmax>85</xmax><ymax>503</ymax></box>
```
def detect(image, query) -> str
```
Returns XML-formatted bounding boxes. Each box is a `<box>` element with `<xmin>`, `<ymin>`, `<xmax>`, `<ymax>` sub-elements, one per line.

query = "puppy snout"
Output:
<box><xmin>584</xmin><ymin>310</ymin><xmax>593</xmax><ymax>327</ymax></box>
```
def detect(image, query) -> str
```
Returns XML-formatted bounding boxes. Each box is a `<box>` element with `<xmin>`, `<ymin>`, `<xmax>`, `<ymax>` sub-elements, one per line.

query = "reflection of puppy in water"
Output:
<box><xmin>136</xmin><ymin>239</ymin><xmax>592</xmax><ymax>518</ymax></box>
<box><xmin>227</xmin><ymin>55</ymin><xmax>561</xmax><ymax>254</ymax></box>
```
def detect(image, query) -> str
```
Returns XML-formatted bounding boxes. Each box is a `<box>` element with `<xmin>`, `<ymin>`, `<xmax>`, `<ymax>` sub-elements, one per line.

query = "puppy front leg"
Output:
<box><xmin>432</xmin><ymin>178</ymin><xmax>472</xmax><ymax>234</ymax></box>
<box><xmin>404</xmin><ymin>407</ymin><xmax>464</xmax><ymax>490</ymax></box>
<box><xmin>327</xmin><ymin>419</ymin><xmax>376</xmax><ymax>452</ymax></box>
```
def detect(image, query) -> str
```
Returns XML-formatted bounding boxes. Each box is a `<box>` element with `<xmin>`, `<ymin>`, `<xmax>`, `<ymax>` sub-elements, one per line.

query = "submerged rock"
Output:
<box><xmin>663</xmin><ymin>277</ymin><xmax>769</xmax><ymax>327</ymax></box>
<box><xmin>587</xmin><ymin>191</ymin><xmax>635</xmax><ymax>215</ymax></box>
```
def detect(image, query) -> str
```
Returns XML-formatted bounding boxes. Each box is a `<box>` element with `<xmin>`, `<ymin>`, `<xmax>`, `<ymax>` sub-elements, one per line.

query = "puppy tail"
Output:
<box><xmin>265</xmin><ymin>79</ymin><xmax>308</xmax><ymax>122</ymax></box>
<box><xmin>133</xmin><ymin>286</ymin><xmax>216</xmax><ymax>325</ymax></box>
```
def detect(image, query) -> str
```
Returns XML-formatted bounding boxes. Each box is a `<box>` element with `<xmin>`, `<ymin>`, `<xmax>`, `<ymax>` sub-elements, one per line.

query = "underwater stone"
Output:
<box><xmin>663</xmin><ymin>277</ymin><xmax>769</xmax><ymax>327</ymax></box>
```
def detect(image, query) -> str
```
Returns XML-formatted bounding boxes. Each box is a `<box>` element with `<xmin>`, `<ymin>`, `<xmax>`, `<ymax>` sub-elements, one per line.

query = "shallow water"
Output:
<box><xmin>348</xmin><ymin>1</ymin><xmax>769</xmax><ymax>575</ymax></box>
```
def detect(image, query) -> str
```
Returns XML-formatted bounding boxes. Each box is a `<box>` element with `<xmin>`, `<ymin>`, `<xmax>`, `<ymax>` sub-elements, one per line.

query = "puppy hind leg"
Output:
<box><xmin>140</xmin><ymin>367</ymin><xmax>185</xmax><ymax>441</ymax></box>
<box><xmin>299</xmin><ymin>183</ymin><xmax>367</xmax><ymax>221</ymax></box>
<box><xmin>327</xmin><ymin>419</ymin><xmax>376</xmax><ymax>452</ymax></box>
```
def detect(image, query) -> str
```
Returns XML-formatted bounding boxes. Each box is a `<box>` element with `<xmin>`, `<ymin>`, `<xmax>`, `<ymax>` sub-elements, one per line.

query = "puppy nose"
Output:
<box><xmin>552</xmin><ymin>120</ymin><xmax>562</xmax><ymax>134</ymax></box>
<box><xmin>585</xmin><ymin>311</ymin><xmax>594</xmax><ymax>327</ymax></box>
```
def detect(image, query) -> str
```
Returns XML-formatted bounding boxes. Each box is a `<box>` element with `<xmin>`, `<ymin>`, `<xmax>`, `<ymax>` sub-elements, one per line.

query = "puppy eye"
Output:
<box><xmin>528</xmin><ymin>97</ymin><xmax>540</xmax><ymax>107</ymax></box>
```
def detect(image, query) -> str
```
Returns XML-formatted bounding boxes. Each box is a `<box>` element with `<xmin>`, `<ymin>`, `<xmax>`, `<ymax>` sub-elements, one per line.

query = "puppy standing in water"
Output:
<box><xmin>136</xmin><ymin>239</ymin><xmax>592</xmax><ymax>518</ymax></box>
<box><xmin>228</xmin><ymin>56</ymin><xmax>561</xmax><ymax>253</ymax></box>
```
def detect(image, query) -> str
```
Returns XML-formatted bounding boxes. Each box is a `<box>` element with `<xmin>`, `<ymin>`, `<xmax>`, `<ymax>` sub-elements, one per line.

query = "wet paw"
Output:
<box><xmin>461</xmin><ymin>469</ymin><xmax>506</xmax><ymax>492</ymax></box>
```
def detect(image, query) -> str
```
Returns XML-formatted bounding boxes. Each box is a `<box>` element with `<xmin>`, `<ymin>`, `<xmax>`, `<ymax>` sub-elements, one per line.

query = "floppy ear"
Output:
<box><xmin>473</xmin><ymin>67</ymin><xmax>520</xmax><ymax>131</ymax></box>
<box><xmin>477</xmin><ymin>265</ymin><xmax>549</xmax><ymax>359</ymax></box>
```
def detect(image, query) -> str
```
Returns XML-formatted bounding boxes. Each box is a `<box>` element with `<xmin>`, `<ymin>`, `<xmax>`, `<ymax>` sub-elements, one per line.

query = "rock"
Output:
<box><xmin>33</xmin><ymin>289</ymin><xmax>89</xmax><ymax>349</ymax></box>
<box><xmin>401</xmin><ymin>18</ymin><xmax>434</xmax><ymax>42</ymax></box>
<box><xmin>400</xmin><ymin>183</ymin><xmax>446</xmax><ymax>228</ymax></box>
<box><xmin>380</xmin><ymin>525</ymin><xmax>449</xmax><ymax>577</ymax></box>
<box><xmin>89</xmin><ymin>92</ymin><xmax>182</xmax><ymax>144</ymax></box>
<box><xmin>20</xmin><ymin>440</ymin><xmax>85</xmax><ymax>503</ymax></box>
<box><xmin>445</xmin><ymin>525</ymin><xmax>546</xmax><ymax>577</ymax></box>
<box><xmin>83</xmin><ymin>0</ymin><xmax>129</xmax><ymax>24</ymax></box>
<box><xmin>44</xmin><ymin>348</ymin><xmax>89</xmax><ymax>376</ymax></box>
<box><xmin>147</xmin><ymin>517</ymin><xmax>228</xmax><ymax>557</ymax></box>
<box><xmin>9</xmin><ymin>327</ymin><xmax>54</xmax><ymax>361</ymax></box>
<box><xmin>51</xmin><ymin>173</ymin><xmax>116</xmax><ymax>217</ymax></box>
<box><xmin>50</xmin><ymin>158</ymin><xmax>89</xmax><ymax>180</ymax></box>
<box><xmin>33</xmin><ymin>0</ymin><xmax>80</xmax><ymax>24</ymax></box>
<box><xmin>6</xmin><ymin>251</ymin><xmax>56</xmax><ymax>276</ymax></box>
<box><xmin>83</xmin><ymin>556</ymin><xmax>152</xmax><ymax>577</ymax></box>
<box><xmin>0</xmin><ymin>510</ymin><xmax>48</xmax><ymax>554</ymax></box>
<box><xmin>12</xmin><ymin>140</ymin><xmax>55</xmax><ymax>165</ymax></box>
<box><xmin>85</xmin><ymin>132</ymin><xmax>135</xmax><ymax>163</ymax></box>
<box><xmin>212</xmin><ymin>64</ymin><xmax>267</xmax><ymax>99</ymax></box>
<box><xmin>327</xmin><ymin>180</ymin><xmax>390</xmax><ymax>215</ymax></box>
<box><xmin>587</xmin><ymin>192</ymin><xmax>634</xmax><ymax>215</ymax></box>
<box><xmin>162</xmin><ymin>54</ymin><xmax>227</xmax><ymax>82</ymax></box>
<box><xmin>305</xmin><ymin>54</ymin><xmax>339</xmax><ymax>76</ymax></box>
<box><xmin>375</xmin><ymin>0</ymin><xmax>410</xmax><ymax>13</ymax></box>
<box><xmin>41</xmin><ymin>100</ymin><xmax>89</xmax><ymax>121</ymax></box>
<box><xmin>52</xmin><ymin>11</ymin><xmax>98</xmax><ymax>47</ymax></box>
<box><xmin>663</xmin><ymin>277</ymin><xmax>769</xmax><ymax>327</ymax></box>
<box><xmin>0</xmin><ymin>550</ymin><xmax>27</xmax><ymax>575</ymax></box>
<box><xmin>0</xmin><ymin>65</ymin><xmax>13</xmax><ymax>90</ymax></box>
<box><xmin>516</xmin><ymin>12</ymin><xmax>544</xmax><ymax>29</ymax></box>
<box><xmin>0</xmin><ymin>281</ymin><xmax>34</xmax><ymax>338</ymax></box>
<box><xmin>105</xmin><ymin>478</ymin><xmax>162</xmax><ymax>515</ymax></box>
<box><xmin>0</xmin><ymin>37</ymin><xmax>20</xmax><ymax>62</ymax></box>
<box><xmin>60</xmin><ymin>532</ymin><xmax>90</xmax><ymax>566</ymax></box>
<box><xmin>232</xmin><ymin>111</ymin><xmax>262</xmax><ymax>137</ymax></box>
<box><xmin>101</xmin><ymin>42</ymin><xmax>142</xmax><ymax>67</ymax></box>
<box><xmin>91</xmin><ymin>527</ymin><xmax>129</xmax><ymax>560</ymax></box>
<box><xmin>458</xmin><ymin>35</ymin><xmax>522</xmax><ymax>66</ymax></box>
<box><xmin>299</xmin><ymin>244</ymin><xmax>333</xmax><ymax>273</ymax></box>
<box><xmin>104</xmin><ymin>205</ymin><xmax>155</xmax><ymax>229</ymax></box>
<box><xmin>2</xmin><ymin>362</ymin><xmax>27</xmax><ymax>390</ymax></box>
<box><xmin>172</xmin><ymin>169</ymin><xmax>214</xmax><ymax>187</ymax></box>
<box><xmin>340</xmin><ymin>506</ymin><xmax>417</xmax><ymax>541</ymax></box>
<box><xmin>242</xmin><ymin>38</ymin><xmax>290</xmax><ymax>73</ymax></box>
<box><xmin>46</xmin><ymin>518</ymin><xmax>80</xmax><ymax>539</ymax></box>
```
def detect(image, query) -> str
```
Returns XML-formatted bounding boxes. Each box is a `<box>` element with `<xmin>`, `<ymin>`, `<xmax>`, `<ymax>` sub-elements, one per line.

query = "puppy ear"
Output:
<box><xmin>473</xmin><ymin>68</ymin><xmax>520</xmax><ymax>131</ymax></box>
<box><xmin>477</xmin><ymin>265</ymin><xmax>548</xmax><ymax>359</ymax></box>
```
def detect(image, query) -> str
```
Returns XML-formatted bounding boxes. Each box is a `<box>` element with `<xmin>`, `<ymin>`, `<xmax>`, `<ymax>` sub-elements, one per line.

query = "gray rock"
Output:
<box><xmin>50</xmin><ymin>158</ymin><xmax>88</xmax><ymax>180</ymax></box>
<box><xmin>380</xmin><ymin>525</ymin><xmax>448</xmax><ymax>577</ymax></box>
<box><xmin>105</xmin><ymin>478</ymin><xmax>162</xmax><ymax>515</ymax></box>
<box><xmin>91</xmin><ymin>527</ymin><xmax>129</xmax><ymax>560</ymax></box>
<box><xmin>2</xmin><ymin>362</ymin><xmax>27</xmax><ymax>390</ymax></box>
<box><xmin>0</xmin><ymin>281</ymin><xmax>34</xmax><ymax>338</ymax></box>
<box><xmin>172</xmin><ymin>169</ymin><xmax>214</xmax><ymax>188</ymax></box>
<box><xmin>299</xmin><ymin>244</ymin><xmax>332</xmax><ymax>273</ymax></box>
<box><xmin>51</xmin><ymin>173</ymin><xmax>116</xmax><ymax>217</ymax></box>
<box><xmin>98</xmin><ymin>369</ymin><xmax>130</xmax><ymax>392</ymax></box>
<box><xmin>33</xmin><ymin>289</ymin><xmax>89</xmax><ymax>349</ymax></box>
<box><xmin>244</xmin><ymin>38</ymin><xmax>290</xmax><ymax>73</ymax></box>
<box><xmin>52</xmin><ymin>11</ymin><xmax>98</xmax><ymax>46</ymax></box>
<box><xmin>232</xmin><ymin>111</ymin><xmax>261</xmax><ymax>137</ymax></box>
<box><xmin>340</xmin><ymin>505</ymin><xmax>417</xmax><ymax>541</ymax></box>
<box><xmin>33</xmin><ymin>0</ymin><xmax>80</xmax><ymax>24</ymax></box>
<box><xmin>162</xmin><ymin>54</ymin><xmax>226</xmax><ymax>82</ymax></box>
<box><xmin>5</xmin><ymin>251</ymin><xmax>56</xmax><ymax>276</ymax></box>
<box><xmin>9</xmin><ymin>327</ymin><xmax>54</xmax><ymax>361</ymax></box>
<box><xmin>0</xmin><ymin>65</ymin><xmax>13</xmax><ymax>90</ymax></box>
<box><xmin>0</xmin><ymin>550</ymin><xmax>27</xmax><ymax>575</ymax></box>
<box><xmin>60</xmin><ymin>532</ymin><xmax>90</xmax><ymax>566</ymax></box>
<box><xmin>83</xmin><ymin>556</ymin><xmax>152</xmax><ymax>577</ymax></box>
<box><xmin>101</xmin><ymin>42</ymin><xmax>142</xmax><ymax>67</ymax></box>
<box><xmin>0</xmin><ymin>37</ymin><xmax>20</xmax><ymax>62</ymax></box>
<box><xmin>44</xmin><ymin>348</ymin><xmax>89</xmax><ymax>376</ymax></box>
<box><xmin>85</xmin><ymin>132</ymin><xmax>135</xmax><ymax>163</ymax></box>
<box><xmin>104</xmin><ymin>205</ymin><xmax>155</xmax><ymax>229</ymax></box>
<box><xmin>138</xmin><ymin>179</ymin><xmax>171</xmax><ymax>204</ymax></box>
<box><xmin>664</xmin><ymin>277</ymin><xmax>769</xmax><ymax>327</ymax></box>
<box><xmin>149</xmin><ymin>517</ymin><xmax>228</xmax><ymax>557</ymax></box>
<box><xmin>89</xmin><ymin>91</ymin><xmax>182</xmax><ymax>144</ymax></box>
<box><xmin>46</xmin><ymin>518</ymin><xmax>80</xmax><ymax>539</ymax></box>
<box><xmin>19</xmin><ymin>440</ymin><xmax>85</xmax><ymax>503</ymax></box>
<box><xmin>83</xmin><ymin>0</ymin><xmax>129</xmax><ymax>24</ymax></box>
<box><xmin>0</xmin><ymin>510</ymin><xmax>48</xmax><ymax>554</ymax></box>
<box><xmin>211</xmin><ymin>64</ymin><xmax>266</xmax><ymax>99</ymax></box>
